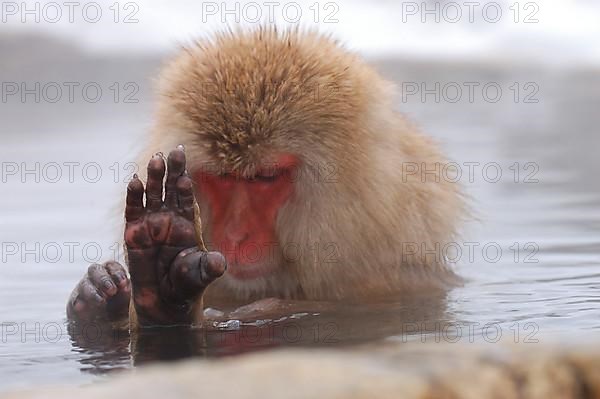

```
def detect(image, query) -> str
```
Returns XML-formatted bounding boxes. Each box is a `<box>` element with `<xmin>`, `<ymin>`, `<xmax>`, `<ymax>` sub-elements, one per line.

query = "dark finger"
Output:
<box><xmin>164</xmin><ymin>146</ymin><xmax>187</xmax><ymax>209</ymax></box>
<box><xmin>204</xmin><ymin>251</ymin><xmax>227</xmax><ymax>279</ymax></box>
<box><xmin>125</xmin><ymin>175</ymin><xmax>145</xmax><ymax>222</ymax></box>
<box><xmin>67</xmin><ymin>288</ymin><xmax>86</xmax><ymax>317</ymax></box>
<box><xmin>79</xmin><ymin>278</ymin><xmax>105</xmax><ymax>306</ymax></box>
<box><xmin>146</xmin><ymin>153</ymin><xmax>166</xmax><ymax>211</ymax></box>
<box><xmin>168</xmin><ymin>249</ymin><xmax>226</xmax><ymax>300</ymax></box>
<box><xmin>177</xmin><ymin>173</ymin><xmax>195</xmax><ymax>220</ymax></box>
<box><xmin>87</xmin><ymin>264</ymin><xmax>118</xmax><ymax>297</ymax></box>
<box><xmin>102</xmin><ymin>262</ymin><xmax>131</xmax><ymax>320</ymax></box>
<box><xmin>104</xmin><ymin>261</ymin><xmax>130</xmax><ymax>289</ymax></box>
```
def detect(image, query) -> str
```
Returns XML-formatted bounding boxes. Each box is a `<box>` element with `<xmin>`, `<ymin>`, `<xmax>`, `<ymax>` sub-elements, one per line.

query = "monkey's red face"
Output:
<box><xmin>194</xmin><ymin>154</ymin><xmax>298</xmax><ymax>280</ymax></box>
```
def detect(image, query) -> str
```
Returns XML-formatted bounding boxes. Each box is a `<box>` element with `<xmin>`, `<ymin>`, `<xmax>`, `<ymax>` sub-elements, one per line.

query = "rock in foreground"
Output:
<box><xmin>3</xmin><ymin>342</ymin><xmax>600</xmax><ymax>399</ymax></box>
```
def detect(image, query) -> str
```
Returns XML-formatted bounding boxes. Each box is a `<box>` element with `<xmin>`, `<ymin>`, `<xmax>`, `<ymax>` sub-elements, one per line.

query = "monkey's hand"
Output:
<box><xmin>124</xmin><ymin>147</ymin><xmax>226</xmax><ymax>326</ymax></box>
<box><xmin>66</xmin><ymin>261</ymin><xmax>131</xmax><ymax>324</ymax></box>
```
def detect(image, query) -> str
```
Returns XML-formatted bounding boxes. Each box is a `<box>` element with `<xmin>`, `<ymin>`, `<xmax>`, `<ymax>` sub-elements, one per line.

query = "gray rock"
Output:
<box><xmin>3</xmin><ymin>342</ymin><xmax>600</xmax><ymax>399</ymax></box>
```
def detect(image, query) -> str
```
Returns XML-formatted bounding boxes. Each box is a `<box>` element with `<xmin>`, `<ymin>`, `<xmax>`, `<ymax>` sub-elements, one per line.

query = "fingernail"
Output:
<box><xmin>206</xmin><ymin>251</ymin><xmax>227</xmax><ymax>278</ymax></box>
<box><xmin>104</xmin><ymin>280</ymin><xmax>115</xmax><ymax>291</ymax></box>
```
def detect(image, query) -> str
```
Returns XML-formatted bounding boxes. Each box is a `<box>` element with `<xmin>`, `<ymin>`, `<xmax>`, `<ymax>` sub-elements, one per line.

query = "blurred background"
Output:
<box><xmin>1</xmin><ymin>0</ymin><xmax>599</xmax><ymax>393</ymax></box>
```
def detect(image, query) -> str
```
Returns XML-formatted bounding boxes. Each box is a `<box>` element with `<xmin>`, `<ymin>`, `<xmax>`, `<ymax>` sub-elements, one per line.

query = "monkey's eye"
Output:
<box><xmin>252</xmin><ymin>172</ymin><xmax>282</xmax><ymax>183</ymax></box>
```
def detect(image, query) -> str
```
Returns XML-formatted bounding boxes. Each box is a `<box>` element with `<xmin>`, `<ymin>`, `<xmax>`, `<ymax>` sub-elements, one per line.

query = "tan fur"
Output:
<box><xmin>140</xmin><ymin>27</ymin><xmax>465</xmax><ymax>306</ymax></box>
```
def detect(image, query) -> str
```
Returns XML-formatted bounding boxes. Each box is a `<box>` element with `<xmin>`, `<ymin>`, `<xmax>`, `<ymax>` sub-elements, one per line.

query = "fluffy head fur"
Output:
<box><xmin>146</xmin><ymin>27</ymin><xmax>465</xmax><ymax>304</ymax></box>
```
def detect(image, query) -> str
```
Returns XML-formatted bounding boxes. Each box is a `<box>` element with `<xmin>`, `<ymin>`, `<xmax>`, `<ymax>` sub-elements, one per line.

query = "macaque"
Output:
<box><xmin>67</xmin><ymin>27</ymin><xmax>464</xmax><ymax>328</ymax></box>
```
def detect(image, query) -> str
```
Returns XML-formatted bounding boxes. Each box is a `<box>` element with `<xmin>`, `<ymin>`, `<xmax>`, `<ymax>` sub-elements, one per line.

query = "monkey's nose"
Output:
<box><xmin>224</xmin><ymin>228</ymin><xmax>250</xmax><ymax>245</ymax></box>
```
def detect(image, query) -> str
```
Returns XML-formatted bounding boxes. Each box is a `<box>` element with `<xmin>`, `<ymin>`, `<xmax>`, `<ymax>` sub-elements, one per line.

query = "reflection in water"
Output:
<box><xmin>67</xmin><ymin>324</ymin><xmax>131</xmax><ymax>375</ymax></box>
<box><xmin>67</xmin><ymin>292</ymin><xmax>451</xmax><ymax>371</ymax></box>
